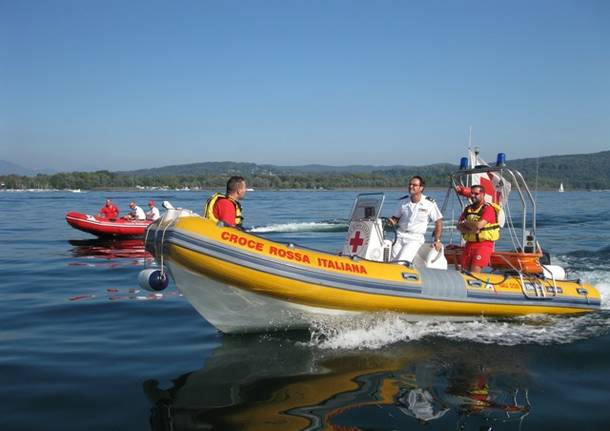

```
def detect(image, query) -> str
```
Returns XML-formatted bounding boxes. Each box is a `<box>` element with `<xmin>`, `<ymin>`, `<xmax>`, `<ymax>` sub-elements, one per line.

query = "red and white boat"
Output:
<box><xmin>66</xmin><ymin>211</ymin><xmax>152</xmax><ymax>237</ymax></box>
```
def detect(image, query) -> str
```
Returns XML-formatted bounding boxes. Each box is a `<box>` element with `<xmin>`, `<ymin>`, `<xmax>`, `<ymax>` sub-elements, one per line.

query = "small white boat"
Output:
<box><xmin>558</xmin><ymin>182</ymin><xmax>564</xmax><ymax>192</ymax></box>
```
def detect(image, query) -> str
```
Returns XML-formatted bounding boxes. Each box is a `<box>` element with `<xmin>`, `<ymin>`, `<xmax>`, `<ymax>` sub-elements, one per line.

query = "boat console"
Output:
<box><xmin>342</xmin><ymin>192</ymin><xmax>447</xmax><ymax>270</ymax></box>
<box><xmin>341</xmin><ymin>193</ymin><xmax>392</xmax><ymax>262</ymax></box>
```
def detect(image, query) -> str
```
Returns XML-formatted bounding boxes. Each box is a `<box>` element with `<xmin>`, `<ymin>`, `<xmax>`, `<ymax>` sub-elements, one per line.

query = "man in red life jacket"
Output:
<box><xmin>98</xmin><ymin>199</ymin><xmax>119</xmax><ymax>220</ymax></box>
<box><xmin>457</xmin><ymin>184</ymin><xmax>500</xmax><ymax>273</ymax></box>
<box><xmin>204</xmin><ymin>176</ymin><xmax>247</xmax><ymax>227</ymax></box>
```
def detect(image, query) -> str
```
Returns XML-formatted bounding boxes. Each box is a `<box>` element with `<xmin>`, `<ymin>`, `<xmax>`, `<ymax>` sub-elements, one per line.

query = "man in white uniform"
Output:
<box><xmin>388</xmin><ymin>176</ymin><xmax>443</xmax><ymax>263</ymax></box>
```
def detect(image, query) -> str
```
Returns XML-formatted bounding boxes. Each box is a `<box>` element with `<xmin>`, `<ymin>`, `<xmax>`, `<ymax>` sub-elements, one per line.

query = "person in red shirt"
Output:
<box><xmin>204</xmin><ymin>176</ymin><xmax>247</xmax><ymax>227</ymax></box>
<box><xmin>98</xmin><ymin>199</ymin><xmax>119</xmax><ymax>220</ymax></box>
<box><xmin>456</xmin><ymin>185</ymin><xmax>500</xmax><ymax>273</ymax></box>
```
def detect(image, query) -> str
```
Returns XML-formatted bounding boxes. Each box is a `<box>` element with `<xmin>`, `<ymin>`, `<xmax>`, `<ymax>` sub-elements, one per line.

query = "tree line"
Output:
<box><xmin>0</xmin><ymin>170</ymin><xmax>445</xmax><ymax>190</ymax></box>
<box><xmin>2</xmin><ymin>151</ymin><xmax>609</xmax><ymax>190</ymax></box>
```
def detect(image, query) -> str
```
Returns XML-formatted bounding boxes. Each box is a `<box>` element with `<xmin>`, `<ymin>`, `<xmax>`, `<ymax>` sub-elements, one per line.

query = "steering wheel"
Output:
<box><xmin>380</xmin><ymin>217</ymin><xmax>398</xmax><ymax>247</ymax></box>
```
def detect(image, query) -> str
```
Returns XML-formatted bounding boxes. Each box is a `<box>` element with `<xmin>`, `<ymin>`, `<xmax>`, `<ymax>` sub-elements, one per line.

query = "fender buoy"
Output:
<box><xmin>138</xmin><ymin>268</ymin><xmax>169</xmax><ymax>292</ymax></box>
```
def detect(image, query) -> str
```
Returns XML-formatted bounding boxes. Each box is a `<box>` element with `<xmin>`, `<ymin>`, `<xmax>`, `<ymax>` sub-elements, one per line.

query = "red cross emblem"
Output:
<box><xmin>349</xmin><ymin>231</ymin><xmax>365</xmax><ymax>253</ymax></box>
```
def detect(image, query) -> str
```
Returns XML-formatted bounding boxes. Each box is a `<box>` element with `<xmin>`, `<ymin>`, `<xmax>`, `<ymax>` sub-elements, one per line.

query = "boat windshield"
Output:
<box><xmin>348</xmin><ymin>193</ymin><xmax>385</xmax><ymax>221</ymax></box>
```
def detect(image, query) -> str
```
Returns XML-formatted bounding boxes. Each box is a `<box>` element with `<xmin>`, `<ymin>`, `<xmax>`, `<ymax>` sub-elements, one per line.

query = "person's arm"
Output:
<box><xmin>457</xmin><ymin>211</ymin><xmax>477</xmax><ymax>233</ymax></box>
<box><xmin>387</xmin><ymin>204</ymin><xmax>403</xmax><ymax>225</ymax></box>
<box><xmin>458</xmin><ymin>206</ymin><xmax>493</xmax><ymax>232</ymax></box>
<box><xmin>461</xmin><ymin>218</ymin><xmax>487</xmax><ymax>231</ymax></box>
<box><xmin>479</xmin><ymin>205</ymin><xmax>496</xmax><ymax>227</ymax></box>
<box><xmin>430</xmin><ymin>203</ymin><xmax>444</xmax><ymax>250</ymax></box>
<box><xmin>432</xmin><ymin>219</ymin><xmax>443</xmax><ymax>250</ymax></box>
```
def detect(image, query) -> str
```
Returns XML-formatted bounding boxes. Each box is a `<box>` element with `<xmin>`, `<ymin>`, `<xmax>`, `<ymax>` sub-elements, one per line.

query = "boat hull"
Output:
<box><xmin>66</xmin><ymin>211</ymin><xmax>152</xmax><ymax>237</ymax></box>
<box><xmin>168</xmin><ymin>261</ymin><xmax>361</xmax><ymax>333</ymax></box>
<box><xmin>147</xmin><ymin>214</ymin><xmax>601</xmax><ymax>334</ymax></box>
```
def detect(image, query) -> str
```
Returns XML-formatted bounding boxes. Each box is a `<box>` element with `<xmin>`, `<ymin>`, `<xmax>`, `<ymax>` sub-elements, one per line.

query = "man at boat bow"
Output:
<box><xmin>204</xmin><ymin>176</ymin><xmax>247</xmax><ymax>228</ymax></box>
<box><xmin>98</xmin><ymin>199</ymin><xmax>119</xmax><ymax>220</ymax></box>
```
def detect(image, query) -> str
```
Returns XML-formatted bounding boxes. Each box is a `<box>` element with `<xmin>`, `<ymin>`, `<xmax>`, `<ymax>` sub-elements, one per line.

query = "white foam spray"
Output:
<box><xmin>306</xmin><ymin>307</ymin><xmax>610</xmax><ymax>351</ymax></box>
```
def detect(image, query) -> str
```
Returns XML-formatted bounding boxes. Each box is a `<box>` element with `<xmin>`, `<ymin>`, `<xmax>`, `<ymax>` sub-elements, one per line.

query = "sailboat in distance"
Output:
<box><xmin>558</xmin><ymin>182</ymin><xmax>565</xmax><ymax>192</ymax></box>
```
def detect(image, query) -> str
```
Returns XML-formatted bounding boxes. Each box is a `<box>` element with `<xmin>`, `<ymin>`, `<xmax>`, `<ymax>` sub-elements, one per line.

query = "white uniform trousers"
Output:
<box><xmin>391</xmin><ymin>233</ymin><xmax>425</xmax><ymax>263</ymax></box>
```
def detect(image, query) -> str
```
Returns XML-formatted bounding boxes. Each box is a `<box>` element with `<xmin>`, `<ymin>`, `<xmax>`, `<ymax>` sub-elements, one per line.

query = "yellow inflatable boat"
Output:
<box><xmin>143</xmin><ymin>212</ymin><xmax>598</xmax><ymax>334</ymax></box>
<box><xmin>142</xmin><ymin>152</ymin><xmax>600</xmax><ymax>334</ymax></box>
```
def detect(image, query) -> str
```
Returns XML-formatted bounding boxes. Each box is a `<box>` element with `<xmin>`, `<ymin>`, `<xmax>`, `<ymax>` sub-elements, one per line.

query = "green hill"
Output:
<box><xmin>506</xmin><ymin>151</ymin><xmax>610</xmax><ymax>190</ymax></box>
<box><xmin>2</xmin><ymin>151</ymin><xmax>609</xmax><ymax>190</ymax></box>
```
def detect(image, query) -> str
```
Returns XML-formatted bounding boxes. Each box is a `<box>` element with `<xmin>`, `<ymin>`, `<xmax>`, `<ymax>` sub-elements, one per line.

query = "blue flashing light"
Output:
<box><xmin>496</xmin><ymin>153</ymin><xmax>506</xmax><ymax>167</ymax></box>
<box><xmin>459</xmin><ymin>157</ymin><xmax>468</xmax><ymax>170</ymax></box>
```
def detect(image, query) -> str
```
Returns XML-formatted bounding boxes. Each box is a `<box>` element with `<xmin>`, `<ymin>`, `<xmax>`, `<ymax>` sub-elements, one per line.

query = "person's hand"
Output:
<box><xmin>433</xmin><ymin>241</ymin><xmax>442</xmax><ymax>252</ymax></box>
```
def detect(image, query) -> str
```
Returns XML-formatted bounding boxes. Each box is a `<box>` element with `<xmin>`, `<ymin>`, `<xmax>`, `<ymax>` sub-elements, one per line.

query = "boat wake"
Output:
<box><xmin>305</xmin><ymin>267</ymin><xmax>610</xmax><ymax>351</ymax></box>
<box><xmin>552</xmin><ymin>250</ymin><xmax>610</xmax><ymax>302</ymax></box>
<box><xmin>248</xmin><ymin>220</ymin><xmax>348</xmax><ymax>233</ymax></box>
<box><xmin>536</xmin><ymin>211</ymin><xmax>603</xmax><ymax>228</ymax></box>
<box><xmin>306</xmin><ymin>310</ymin><xmax>610</xmax><ymax>350</ymax></box>
<box><xmin>559</xmin><ymin>246</ymin><xmax>610</xmax><ymax>273</ymax></box>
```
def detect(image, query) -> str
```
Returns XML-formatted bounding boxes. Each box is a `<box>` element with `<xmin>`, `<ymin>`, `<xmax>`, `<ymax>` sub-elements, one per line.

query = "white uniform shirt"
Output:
<box><xmin>392</xmin><ymin>194</ymin><xmax>443</xmax><ymax>238</ymax></box>
<box><xmin>131</xmin><ymin>206</ymin><xmax>146</xmax><ymax>220</ymax></box>
<box><xmin>146</xmin><ymin>207</ymin><xmax>160</xmax><ymax>221</ymax></box>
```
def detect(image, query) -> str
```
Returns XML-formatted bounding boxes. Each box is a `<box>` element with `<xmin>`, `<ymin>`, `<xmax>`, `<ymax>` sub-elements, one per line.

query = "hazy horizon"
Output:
<box><xmin>3</xmin><ymin>148</ymin><xmax>609</xmax><ymax>176</ymax></box>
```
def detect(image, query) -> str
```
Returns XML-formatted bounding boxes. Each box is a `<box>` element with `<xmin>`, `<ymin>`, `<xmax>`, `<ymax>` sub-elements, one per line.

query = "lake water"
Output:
<box><xmin>1</xmin><ymin>189</ymin><xmax>610</xmax><ymax>431</ymax></box>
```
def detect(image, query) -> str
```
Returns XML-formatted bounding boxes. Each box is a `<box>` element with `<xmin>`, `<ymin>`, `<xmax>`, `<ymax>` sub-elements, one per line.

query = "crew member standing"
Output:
<box><xmin>204</xmin><ymin>176</ymin><xmax>247</xmax><ymax>228</ymax></box>
<box><xmin>457</xmin><ymin>184</ymin><xmax>500</xmax><ymax>273</ymax></box>
<box><xmin>387</xmin><ymin>176</ymin><xmax>443</xmax><ymax>263</ymax></box>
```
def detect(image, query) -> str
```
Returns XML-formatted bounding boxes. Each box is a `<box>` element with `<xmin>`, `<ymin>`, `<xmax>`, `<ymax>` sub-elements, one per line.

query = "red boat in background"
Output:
<box><xmin>66</xmin><ymin>212</ymin><xmax>152</xmax><ymax>237</ymax></box>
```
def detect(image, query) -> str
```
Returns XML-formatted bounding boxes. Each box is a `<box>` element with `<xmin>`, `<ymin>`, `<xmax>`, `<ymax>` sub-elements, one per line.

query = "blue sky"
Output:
<box><xmin>1</xmin><ymin>0</ymin><xmax>608</xmax><ymax>172</ymax></box>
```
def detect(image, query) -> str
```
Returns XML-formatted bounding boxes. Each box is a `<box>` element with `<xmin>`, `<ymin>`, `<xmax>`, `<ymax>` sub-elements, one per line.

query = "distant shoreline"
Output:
<box><xmin>3</xmin><ymin>150</ymin><xmax>610</xmax><ymax>191</ymax></box>
<box><xmin>2</xmin><ymin>186</ymin><xmax>601</xmax><ymax>193</ymax></box>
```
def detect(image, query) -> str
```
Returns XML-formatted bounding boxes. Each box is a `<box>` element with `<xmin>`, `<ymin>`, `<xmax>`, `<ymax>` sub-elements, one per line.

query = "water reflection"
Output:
<box><xmin>144</xmin><ymin>335</ymin><xmax>532</xmax><ymax>430</ymax></box>
<box><xmin>68</xmin><ymin>238</ymin><xmax>151</xmax><ymax>260</ymax></box>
